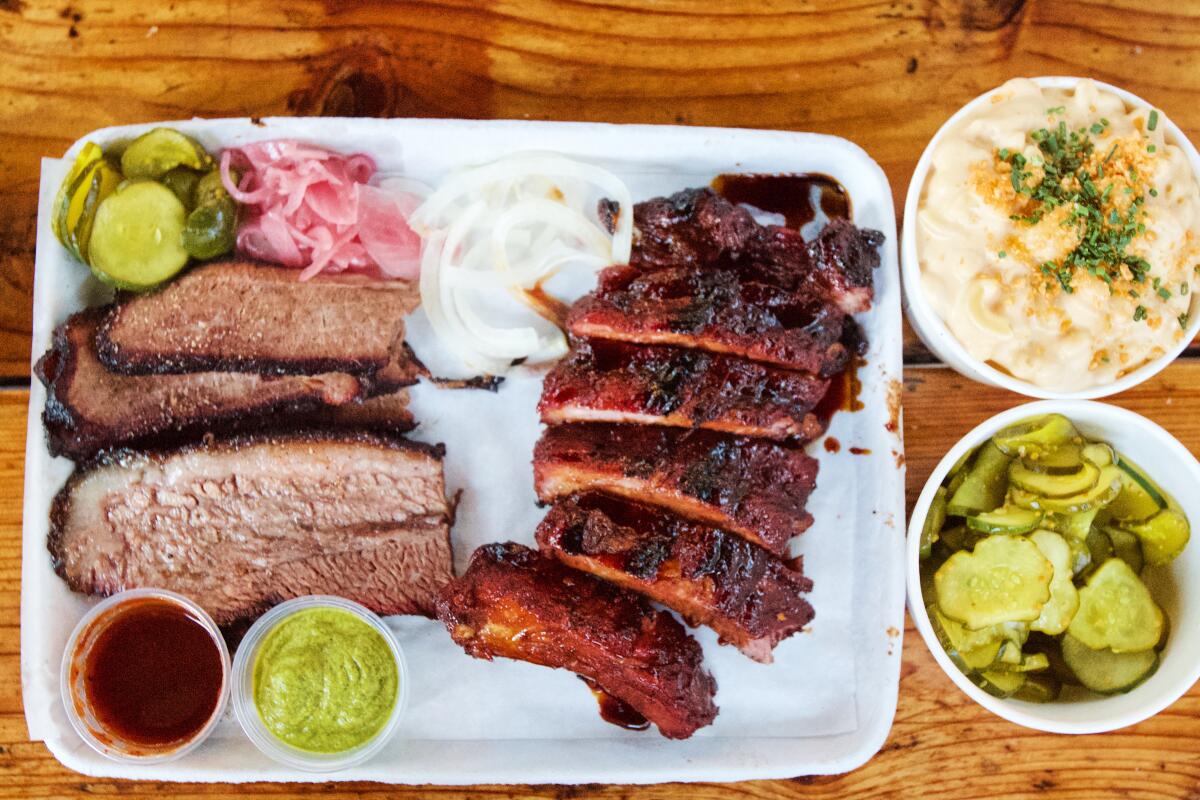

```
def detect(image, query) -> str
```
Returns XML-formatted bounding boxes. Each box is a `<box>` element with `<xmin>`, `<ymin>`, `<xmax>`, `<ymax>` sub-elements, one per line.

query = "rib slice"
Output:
<box><xmin>539</xmin><ymin>339</ymin><xmax>829</xmax><ymax>441</ymax></box>
<box><xmin>537</xmin><ymin>494</ymin><xmax>814</xmax><ymax>662</ymax></box>
<box><xmin>49</xmin><ymin>432</ymin><xmax>452</xmax><ymax>623</ymax></box>
<box><xmin>618</xmin><ymin>187</ymin><xmax>883</xmax><ymax>313</ymax></box>
<box><xmin>566</xmin><ymin>264</ymin><xmax>849</xmax><ymax>376</ymax></box>
<box><xmin>97</xmin><ymin>259</ymin><xmax>419</xmax><ymax>377</ymax></box>
<box><xmin>36</xmin><ymin>309</ymin><xmax>385</xmax><ymax>460</ymax></box>
<box><xmin>533</xmin><ymin>423</ymin><xmax>817</xmax><ymax>556</ymax></box>
<box><xmin>436</xmin><ymin>542</ymin><xmax>718</xmax><ymax>739</ymax></box>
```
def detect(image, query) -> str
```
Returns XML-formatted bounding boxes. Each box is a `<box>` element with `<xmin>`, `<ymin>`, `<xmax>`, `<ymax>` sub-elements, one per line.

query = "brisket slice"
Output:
<box><xmin>621</xmin><ymin>187</ymin><xmax>883</xmax><ymax>314</ymax></box>
<box><xmin>539</xmin><ymin>339</ymin><xmax>828</xmax><ymax>441</ymax></box>
<box><xmin>97</xmin><ymin>259</ymin><xmax>419</xmax><ymax>377</ymax></box>
<box><xmin>533</xmin><ymin>423</ymin><xmax>817</xmax><ymax>556</ymax></box>
<box><xmin>566</xmin><ymin>264</ymin><xmax>849</xmax><ymax>376</ymax></box>
<box><xmin>49</xmin><ymin>432</ymin><xmax>452</xmax><ymax>623</ymax></box>
<box><xmin>436</xmin><ymin>542</ymin><xmax>717</xmax><ymax>739</ymax></box>
<box><xmin>536</xmin><ymin>493</ymin><xmax>814</xmax><ymax>663</ymax></box>
<box><xmin>36</xmin><ymin>309</ymin><xmax>380</xmax><ymax>461</ymax></box>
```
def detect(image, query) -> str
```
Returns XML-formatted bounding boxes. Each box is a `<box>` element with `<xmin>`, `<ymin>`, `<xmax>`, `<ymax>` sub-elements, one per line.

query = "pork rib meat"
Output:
<box><xmin>436</xmin><ymin>542</ymin><xmax>718</xmax><ymax>739</ymax></box>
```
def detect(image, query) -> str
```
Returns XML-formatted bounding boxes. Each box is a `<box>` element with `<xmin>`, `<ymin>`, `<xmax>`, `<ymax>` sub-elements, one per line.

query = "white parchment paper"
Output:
<box><xmin>21</xmin><ymin>119</ymin><xmax>906</xmax><ymax>784</ymax></box>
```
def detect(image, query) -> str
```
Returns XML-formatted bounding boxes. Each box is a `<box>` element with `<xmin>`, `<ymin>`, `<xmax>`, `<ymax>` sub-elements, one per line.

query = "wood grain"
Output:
<box><xmin>5</xmin><ymin>363</ymin><xmax>1200</xmax><ymax>797</ymax></box>
<box><xmin>5</xmin><ymin>0</ymin><xmax>1200</xmax><ymax>796</ymax></box>
<box><xmin>4</xmin><ymin>0</ymin><xmax>1200</xmax><ymax>373</ymax></box>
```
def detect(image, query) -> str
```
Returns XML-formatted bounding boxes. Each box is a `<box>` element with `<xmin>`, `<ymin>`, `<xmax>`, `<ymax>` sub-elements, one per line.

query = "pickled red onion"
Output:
<box><xmin>220</xmin><ymin>140</ymin><xmax>422</xmax><ymax>280</ymax></box>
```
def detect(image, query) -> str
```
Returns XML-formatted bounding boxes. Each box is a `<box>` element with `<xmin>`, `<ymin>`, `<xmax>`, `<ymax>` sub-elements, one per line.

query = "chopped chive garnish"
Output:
<box><xmin>1148</xmin><ymin>144</ymin><xmax>1157</xmax><ymax>153</ymax></box>
<box><xmin>1148</xmin><ymin>110</ymin><xmax>1159</xmax><ymax>131</ymax></box>
<box><xmin>998</xmin><ymin>250</ymin><xmax>1007</xmax><ymax>259</ymax></box>
<box><xmin>1134</xmin><ymin>305</ymin><xmax>1148</xmax><ymax>321</ymax></box>
<box><xmin>1180</xmin><ymin>312</ymin><xmax>1190</xmax><ymax>329</ymax></box>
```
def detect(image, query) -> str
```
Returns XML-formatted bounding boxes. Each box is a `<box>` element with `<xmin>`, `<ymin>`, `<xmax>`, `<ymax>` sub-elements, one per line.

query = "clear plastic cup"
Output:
<box><xmin>60</xmin><ymin>588</ymin><xmax>231</xmax><ymax>764</ymax></box>
<box><xmin>231</xmin><ymin>595</ymin><xmax>409</xmax><ymax>771</ymax></box>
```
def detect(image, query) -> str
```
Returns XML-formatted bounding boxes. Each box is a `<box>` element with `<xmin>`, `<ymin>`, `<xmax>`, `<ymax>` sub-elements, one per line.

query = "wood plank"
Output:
<box><xmin>4</xmin><ymin>0</ymin><xmax>1200</xmax><ymax>374</ymax></box>
<box><xmin>5</xmin><ymin>358</ymin><xmax>1200</xmax><ymax>796</ymax></box>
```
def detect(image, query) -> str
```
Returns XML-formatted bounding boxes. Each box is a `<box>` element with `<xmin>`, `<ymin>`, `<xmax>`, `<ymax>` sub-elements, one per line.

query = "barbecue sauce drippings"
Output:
<box><xmin>579</xmin><ymin>676</ymin><xmax>651</xmax><ymax>731</ymax></box>
<box><xmin>811</xmin><ymin>361</ymin><xmax>865</xmax><ymax>425</ymax></box>
<box><xmin>73</xmin><ymin>598</ymin><xmax>224</xmax><ymax>749</ymax></box>
<box><xmin>712</xmin><ymin>173</ymin><xmax>851</xmax><ymax>232</ymax></box>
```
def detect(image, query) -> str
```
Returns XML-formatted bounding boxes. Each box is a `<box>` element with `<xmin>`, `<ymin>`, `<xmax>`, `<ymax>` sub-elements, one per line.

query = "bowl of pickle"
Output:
<box><xmin>907</xmin><ymin>401</ymin><xmax>1200</xmax><ymax>733</ymax></box>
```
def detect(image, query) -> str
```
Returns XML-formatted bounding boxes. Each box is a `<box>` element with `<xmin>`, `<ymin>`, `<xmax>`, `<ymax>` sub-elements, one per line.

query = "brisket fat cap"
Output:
<box><xmin>436</xmin><ymin>542</ymin><xmax>718</xmax><ymax>739</ymax></box>
<box><xmin>96</xmin><ymin>259</ymin><xmax>419</xmax><ymax>377</ymax></box>
<box><xmin>49</xmin><ymin>432</ymin><xmax>452</xmax><ymax>624</ymax></box>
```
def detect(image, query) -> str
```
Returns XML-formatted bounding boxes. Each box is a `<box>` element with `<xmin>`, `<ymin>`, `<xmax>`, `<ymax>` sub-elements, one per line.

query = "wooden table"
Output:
<box><xmin>2</xmin><ymin>1</ymin><xmax>1199</xmax><ymax>797</ymax></box>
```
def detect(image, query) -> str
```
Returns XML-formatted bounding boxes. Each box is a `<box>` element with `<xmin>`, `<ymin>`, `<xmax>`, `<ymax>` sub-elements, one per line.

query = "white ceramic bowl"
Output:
<box><xmin>907</xmin><ymin>400</ymin><xmax>1200</xmax><ymax>733</ymax></box>
<box><xmin>231</xmin><ymin>595</ymin><xmax>409</xmax><ymax>772</ymax></box>
<box><xmin>901</xmin><ymin>76</ymin><xmax>1200</xmax><ymax>400</ymax></box>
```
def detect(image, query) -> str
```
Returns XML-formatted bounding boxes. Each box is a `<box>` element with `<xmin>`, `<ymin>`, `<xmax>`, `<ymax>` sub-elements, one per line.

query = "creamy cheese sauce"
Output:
<box><xmin>918</xmin><ymin>79</ymin><xmax>1200</xmax><ymax>391</ymax></box>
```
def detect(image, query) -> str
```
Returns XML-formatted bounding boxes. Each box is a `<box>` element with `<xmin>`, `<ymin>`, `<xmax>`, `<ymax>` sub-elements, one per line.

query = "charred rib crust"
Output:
<box><xmin>540</xmin><ymin>339</ymin><xmax>829</xmax><ymax>441</ymax></box>
<box><xmin>436</xmin><ymin>542</ymin><xmax>718</xmax><ymax>739</ymax></box>
<box><xmin>536</xmin><ymin>493</ymin><xmax>814</xmax><ymax>662</ymax></box>
<box><xmin>533</xmin><ymin>423</ymin><xmax>816</xmax><ymax>556</ymax></box>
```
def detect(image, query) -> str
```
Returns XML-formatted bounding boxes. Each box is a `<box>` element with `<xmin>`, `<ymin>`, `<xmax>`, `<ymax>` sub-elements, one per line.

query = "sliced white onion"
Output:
<box><xmin>411</xmin><ymin>152</ymin><xmax>633</xmax><ymax>374</ymax></box>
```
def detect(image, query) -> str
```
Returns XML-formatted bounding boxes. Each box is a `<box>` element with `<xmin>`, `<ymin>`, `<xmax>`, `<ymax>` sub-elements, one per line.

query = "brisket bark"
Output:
<box><xmin>97</xmin><ymin>260</ymin><xmax>419</xmax><ymax>377</ymax></box>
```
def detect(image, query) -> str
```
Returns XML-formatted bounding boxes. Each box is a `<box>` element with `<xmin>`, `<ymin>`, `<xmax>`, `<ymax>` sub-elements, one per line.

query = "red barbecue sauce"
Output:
<box><xmin>579</xmin><ymin>676</ymin><xmax>651</xmax><ymax>731</ymax></box>
<box><xmin>712</xmin><ymin>172</ymin><xmax>865</xmax><ymax>425</ymax></box>
<box><xmin>73</xmin><ymin>598</ymin><xmax>224</xmax><ymax>749</ymax></box>
<box><xmin>712</xmin><ymin>173</ymin><xmax>851</xmax><ymax>232</ymax></box>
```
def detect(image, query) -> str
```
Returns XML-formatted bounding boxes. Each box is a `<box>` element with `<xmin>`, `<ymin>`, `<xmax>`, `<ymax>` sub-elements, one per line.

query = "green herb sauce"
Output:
<box><xmin>252</xmin><ymin>607</ymin><xmax>398</xmax><ymax>753</ymax></box>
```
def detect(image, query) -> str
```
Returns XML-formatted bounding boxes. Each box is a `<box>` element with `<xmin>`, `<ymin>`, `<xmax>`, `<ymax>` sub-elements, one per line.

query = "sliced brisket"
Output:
<box><xmin>539</xmin><ymin>339</ymin><xmax>828</xmax><ymax>441</ymax></box>
<box><xmin>533</xmin><ymin>423</ymin><xmax>817</xmax><ymax>556</ymax></box>
<box><xmin>536</xmin><ymin>493</ymin><xmax>814</xmax><ymax>662</ymax></box>
<box><xmin>436</xmin><ymin>542</ymin><xmax>718</xmax><ymax>739</ymax></box>
<box><xmin>49</xmin><ymin>432</ymin><xmax>452</xmax><ymax>623</ymax></box>
<box><xmin>37</xmin><ymin>309</ymin><xmax>383</xmax><ymax>461</ymax></box>
<box><xmin>97</xmin><ymin>260</ymin><xmax>419</xmax><ymax>377</ymax></box>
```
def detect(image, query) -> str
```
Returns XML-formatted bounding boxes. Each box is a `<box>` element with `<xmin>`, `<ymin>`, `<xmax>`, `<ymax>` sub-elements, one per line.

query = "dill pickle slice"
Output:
<box><xmin>65</xmin><ymin>160</ymin><xmax>122</xmax><ymax>265</ymax></box>
<box><xmin>1060</xmin><ymin>633</ymin><xmax>1158</xmax><ymax>694</ymax></box>
<box><xmin>181</xmin><ymin>195</ymin><xmax>237</xmax><ymax>260</ymax></box>
<box><xmin>976</xmin><ymin>669</ymin><xmax>1027</xmax><ymax>698</ymax></box>
<box><xmin>1108</xmin><ymin>459</ymin><xmax>1166</xmax><ymax>522</ymax></box>
<box><xmin>966</xmin><ymin>505</ymin><xmax>1043</xmax><ymax>535</ymax></box>
<box><xmin>120</xmin><ymin>127</ymin><xmax>212</xmax><ymax>179</ymax></box>
<box><xmin>1010</xmin><ymin>460</ymin><xmax>1099</xmax><ymax>498</ymax></box>
<box><xmin>51</xmin><ymin>142</ymin><xmax>104</xmax><ymax>247</ymax></box>
<box><xmin>1029</xmin><ymin>530</ymin><xmax>1079</xmax><ymax>635</ymax></box>
<box><xmin>920</xmin><ymin>487</ymin><xmax>947</xmax><ymax>560</ymax></box>
<box><xmin>1081</xmin><ymin>442</ymin><xmax>1115</xmax><ymax>468</ymax></box>
<box><xmin>1068</xmin><ymin>558</ymin><xmax>1163</xmax><ymax>653</ymax></box>
<box><xmin>1122</xmin><ymin>508</ymin><xmax>1190</xmax><ymax>566</ymax></box>
<box><xmin>946</xmin><ymin>441</ymin><xmax>1011</xmax><ymax>516</ymax></box>
<box><xmin>1020</xmin><ymin>443</ymin><xmax>1084</xmax><ymax>475</ymax></box>
<box><xmin>992</xmin><ymin>414</ymin><xmax>1079</xmax><ymax>458</ymax></box>
<box><xmin>88</xmin><ymin>181</ymin><xmax>189</xmax><ymax>291</ymax></box>
<box><xmin>934</xmin><ymin>535</ymin><xmax>1053</xmax><ymax>629</ymax></box>
<box><xmin>930</xmin><ymin>607</ymin><xmax>1004</xmax><ymax>672</ymax></box>
<box><xmin>992</xmin><ymin>644</ymin><xmax>1050</xmax><ymax>673</ymax></box>
<box><xmin>1105</xmin><ymin>527</ymin><xmax>1145</xmax><ymax>574</ymax></box>
<box><xmin>160</xmin><ymin>166</ymin><xmax>202</xmax><ymax>209</ymax></box>
<box><xmin>1038</xmin><ymin>466</ymin><xmax>1121</xmax><ymax>514</ymax></box>
<box><xmin>1012</xmin><ymin>672</ymin><xmax>1062</xmax><ymax>703</ymax></box>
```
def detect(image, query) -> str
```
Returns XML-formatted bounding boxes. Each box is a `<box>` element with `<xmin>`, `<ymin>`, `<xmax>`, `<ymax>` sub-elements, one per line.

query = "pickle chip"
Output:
<box><xmin>88</xmin><ymin>181</ymin><xmax>189</xmax><ymax>291</ymax></box>
<box><xmin>120</xmin><ymin>127</ymin><xmax>212</xmax><ymax>180</ymax></box>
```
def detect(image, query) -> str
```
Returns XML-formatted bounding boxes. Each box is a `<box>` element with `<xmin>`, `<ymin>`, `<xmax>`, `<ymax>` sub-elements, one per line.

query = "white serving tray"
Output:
<box><xmin>21</xmin><ymin>119</ymin><xmax>906</xmax><ymax>784</ymax></box>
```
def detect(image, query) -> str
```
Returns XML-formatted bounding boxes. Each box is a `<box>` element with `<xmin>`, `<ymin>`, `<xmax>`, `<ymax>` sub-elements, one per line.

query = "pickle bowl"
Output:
<box><xmin>906</xmin><ymin>400</ymin><xmax>1200</xmax><ymax>733</ymax></box>
<box><xmin>900</xmin><ymin>76</ymin><xmax>1200</xmax><ymax>400</ymax></box>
